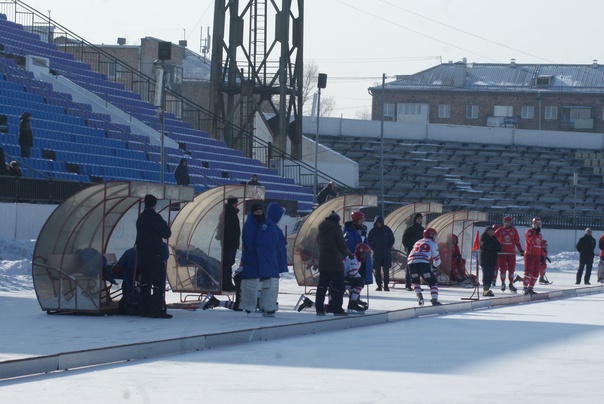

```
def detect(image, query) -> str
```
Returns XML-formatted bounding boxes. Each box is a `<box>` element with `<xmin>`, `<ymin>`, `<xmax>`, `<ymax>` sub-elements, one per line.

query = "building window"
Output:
<box><xmin>466</xmin><ymin>105</ymin><xmax>478</xmax><ymax>119</ymax></box>
<box><xmin>383</xmin><ymin>103</ymin><xmax>395</xmax><ymax>121</ymax></box>
<box><xmin>493</xmin><ymin>105</ymin><xmax>513</xmax><ymax>117</ymax></box>
<box><xmin>438</xmin><ymin>104</ymin><xmax>450</xmax><ymax>118</ymax></box>
<box><xmin>544</xmin><ymin>106</ymin><xmax>558</xmax><ymax>120</ymax></box>
<box><xmin>401</xmin><ymin>103</ymin><xmax>422</xmax><ymax>115</ymax></box>
<box><xmin>521</xmin><ymin>106</ymin><xmax>534</xmax><ymax>119</ymax></box>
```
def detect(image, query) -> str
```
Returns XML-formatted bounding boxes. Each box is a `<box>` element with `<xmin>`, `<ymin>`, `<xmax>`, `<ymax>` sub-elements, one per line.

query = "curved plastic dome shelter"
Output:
<box><xmin>291</xmin><ymin>194</ymin><xmax>377</xmax><ymax>290</ymax></box>
<box><xmin>166</xmin><ymin>185</ymin><xmax>264</xmax><ymax>301</ymax></box>
<box><xmin>427</xmin><ymin>210</ymin><xmax>487</xmax><ymax>283</ymax></box>
<box><xmin>32</xmin><ymin>181</ymin><xmax>194</xmax><ymax>314</ymax></box>
<box><xmin>384</xmin><ymin>202</ymin><xmax>443</xmax><ymax>285</ymax></box>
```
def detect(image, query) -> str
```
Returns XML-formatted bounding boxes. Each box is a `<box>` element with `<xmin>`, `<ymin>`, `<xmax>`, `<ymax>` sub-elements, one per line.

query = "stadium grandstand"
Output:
<box><xmin>0</xmin><ymin>9</ymin><xmax>315</xmax><ymax>212</ymax></box>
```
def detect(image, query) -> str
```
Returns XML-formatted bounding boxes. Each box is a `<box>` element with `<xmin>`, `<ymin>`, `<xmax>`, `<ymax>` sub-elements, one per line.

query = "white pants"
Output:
<box><xmin>239</xmin><ymin>277</ymin><xmax>279</xmax><ymax>313</ymax></box>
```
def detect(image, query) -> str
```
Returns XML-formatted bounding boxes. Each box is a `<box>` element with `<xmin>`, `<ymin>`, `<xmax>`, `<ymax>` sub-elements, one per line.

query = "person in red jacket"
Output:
<box><xmin>523</xmin><ymin>217</ymin><xmax>543</xmax><ymax>295</ymax></box>
<box><xmin>494</xmin><ymin>216</ymin><xmax>524</xmax><ymax>293</ymax></box>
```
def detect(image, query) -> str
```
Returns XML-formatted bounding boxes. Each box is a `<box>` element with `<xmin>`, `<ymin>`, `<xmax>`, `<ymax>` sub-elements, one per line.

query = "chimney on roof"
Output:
<box><xmin>510</xmin><ymin>58</ymin><xmax>516</xmax><ymax>67</ymax></box>
<box><xmin>453</xmin><ymin>59</ymin><xmax>467</xmax><ymax>88</ymax></box>
<box><xmin>117</xmin><ymin>37</ymin><xmax>126</xmax><ymax>46</ymax></box>
<box><xmin>592</xmin><ymin>59</ymin><xmax>598</xmax><ymax>68</ymax></box>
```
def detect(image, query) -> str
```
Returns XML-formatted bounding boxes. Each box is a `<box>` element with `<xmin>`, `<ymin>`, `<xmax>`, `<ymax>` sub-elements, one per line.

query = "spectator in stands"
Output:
<box><xmin>523</xmin><ymin>217</ymin><xmax>544</xmax><ymax>295</ymax></box>
<box><xmin>247</xmin><ymin>174</ymin><xmax>260</xmax><ymax>186</ymax></box>
<box><xmin>479</xmin><ymin>225</ymin><xmax>501</xmax><ymax>296</ymax></box>
<box><xmin>174</xmin><ymin>158</ymin><xmax>190</xmax><ymax>186</ymax></box>
<box><xmin>317</xmin><ymin>181</ymin><xmax>337</xmax><ymax>205</ymax></box>
<box><xmin>576</xmin><ymin>228</ymin><xmax>596</xmax><ymax>285</ymax></box>
<box><xmin>239</xmin><ymin>202</ymin><xmax>287</xmax><ymax>317</ymax></box>
<box><xmin>367</xmin><ymin>215</ymin><xmax>395</xmax><ymax>291</ymax></box>
<box><xmin>18</xmin><ymin>112</ymin><xmax>33</xmax><ymax>158</ymax></box>
<box><xmin>402</xmin><ymin>213</ymin><xmax>424</xmax><ymax>291</ymax></box>
<box><xmin>494</xmin><ymin>216</ymin><xmax>523</xmax><ymax>293</ymax></box>
<box><xmin>135</xmin><ymin>194</ymin><xmax>172</xmax><ymax>318</ymax></box>
<box><xmin>8</xmin><ymin>161</ymin><xmax>21</xmax><ymax>177</ymax></box>
<box><xmin>215</xmin><ymin>197</ymin><xmax>240</xmax><ymax>292</ymax></box>
<box><xmin>0</xmin><ymin>147</ymin><xmax>8</xmax><ymax>175</ymax></box>
<box><xmin>315</xmin><ymin>210</ymin><xmax>350</xmax><ymax>316</ymax></box>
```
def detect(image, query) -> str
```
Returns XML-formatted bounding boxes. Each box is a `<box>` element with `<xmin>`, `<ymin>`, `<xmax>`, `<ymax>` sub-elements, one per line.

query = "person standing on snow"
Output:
<box><xmin>522</xmin><ymin>217</ymin><xmax>544</xmax><ymax>295</ymax></box>
<box><xmin>367</xmin><ymin>215</ymin><xmax>394</xmax><ymax>291</ymax></box>
<box><xmin>494</xmin><ymin>216</ymin><xmax>523</xmax><ymax>293</ymax></box>
<box><xmin>479</xmin><ymin>225</ymin><xmax>502</xmax><ymax>297</ymax></box>
<box><xmin>239</xmin><ymin>202</ymin><xmax>287</xmax><ymax>317</ymax></box>
<box><xmin>407</xmin><ymin>228</ymin><xmax>442</xmax><ymax>306</ymax></box>
<box><xmin>402</xmin><ymin>213</ymin><xmax>425</xmax><ymax>291</ymax></box>
<box><xmin>575</xmin><ymin>228</ymin><xmax>596</xmax><ymax>285</ymax></box>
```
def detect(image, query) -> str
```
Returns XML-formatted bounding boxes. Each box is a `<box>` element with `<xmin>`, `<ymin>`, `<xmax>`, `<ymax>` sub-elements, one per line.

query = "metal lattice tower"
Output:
<box><xmin>209</xmin><ymin>0</ymin><xmax>303</xmax><ymax>160</ymax></box>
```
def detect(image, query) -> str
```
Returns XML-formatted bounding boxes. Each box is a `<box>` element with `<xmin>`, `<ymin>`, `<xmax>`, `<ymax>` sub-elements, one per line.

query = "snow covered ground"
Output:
<box><xmin>1</xmin><ymin>238</ymin><xmax>603</xmax><ymax>403</ymax></box>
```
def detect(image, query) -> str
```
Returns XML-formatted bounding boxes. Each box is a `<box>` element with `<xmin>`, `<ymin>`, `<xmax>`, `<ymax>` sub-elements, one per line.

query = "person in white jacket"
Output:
<box><xmin>407</xmin><ymin>228</ymin><xmax>442</xmax><ymax>306</ymax></box>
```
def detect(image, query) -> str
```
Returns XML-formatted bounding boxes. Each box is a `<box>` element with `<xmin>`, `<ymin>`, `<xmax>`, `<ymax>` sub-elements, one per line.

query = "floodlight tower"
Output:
<box><xmin>209</xmin><ymin>0</ymin><xmax>304</xmax><ymax>160</ymax></box>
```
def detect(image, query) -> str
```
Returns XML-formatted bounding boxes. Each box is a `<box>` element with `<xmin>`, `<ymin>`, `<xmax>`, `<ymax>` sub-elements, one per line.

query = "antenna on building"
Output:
<box><xmin>200</xmin><ymin>26</ymin><xmax>211</xmax><ymax>57</ymax></box>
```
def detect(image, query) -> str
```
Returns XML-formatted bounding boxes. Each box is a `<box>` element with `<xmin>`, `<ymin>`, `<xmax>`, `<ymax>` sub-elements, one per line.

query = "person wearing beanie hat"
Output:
<box><xmin>402</xmin><ymin>213</ymin><xmax>424</xmax><ymax>291</ymax></box>
<box><xmin>215</xmin><ymin>197</ymin><xmax>241</xmax><ymax>291</ymax></box>
<box><xmin>174</xmin><ymin>158</ymin><xmax>190</xmax><ymax>186</ymax></box>
<box><xmin>314</xmin><ymin>209</ymin><xmax>351</xmax><ymax>316</ymax></box>
<box><xmin>479</xmin><ymin>225</ymin><xmax>502</xmax><ymax>297</ymax></box>
<box><xmin>239</xmin><ymin>202</ymin><xmax>287</xmax><ymax>316</ymax></box>
<box><xmin>136</xmin><ymin>194</ymin><xmax>172</xmax><ymax>318</ymax></box>
<box><xmin>576</xmin><ymin>228</ymin><xmax>596</xmax><ymax>285</ymax></box>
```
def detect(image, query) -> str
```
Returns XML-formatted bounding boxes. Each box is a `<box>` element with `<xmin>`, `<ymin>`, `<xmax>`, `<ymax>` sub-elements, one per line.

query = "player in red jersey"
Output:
<box><xmin>494</xmin><ymin>216</ymin><xmax>524</xmax><ymax>293</ymax></box>
<box><xmin>523</xmin><ymin>217</ymin><xmax>543</xmax><ymax>295</ymax></box>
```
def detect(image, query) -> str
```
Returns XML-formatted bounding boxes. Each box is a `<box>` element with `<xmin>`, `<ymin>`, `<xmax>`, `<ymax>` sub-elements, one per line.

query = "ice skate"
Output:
<box><xmin>417</xmin><ymin>292</ymin><xmax>424</xmax><ymax>306</ymax></box>
<box><xmin>539</xmin><ymin>276</ymin><xmax>552</xmax><ymax>285</ymax></box>
<box><xmin>202</xmin><ymin>294</ymin><xmax>220</xmax><ymax>310</ymax></box>
<box><xmin>295</xmin><ymin>295</ymin><xmax>314</xmax><ymax>312</ymax></box>
<box><xmin>347</xmin><ymin>300</ymin><xmax>366</xmax><ymax>314</ymax></box>
<box><xmin>262</xmin><ymin>311</ymin><xmax>275</xmax><ymax>317</ymax></box>
<box><xmin>508</xmin><ymin>283</ymin><xmax>517</xmax><ymax>293</ymax></box>
<box><xmin>523</xmin><ymin>287</ymin><xmax>529</xmax><ymax>295</ymax></box>
<box><xmin>527</xmin><ymin>288</ymin><xmax>537</xmax><ymax>295</ymax></box>
<box><xmin>513</xmin><ymin>275</ymin><xmax>522</xmax><ymax>283</ymax></box>
<box><xmin>483</xmin><ymin>289</ymin><xmax>494</xmax><ymax>297</ymax></box>
<box><xmin>500</xmin><ymin>283</ymin><xmax>506</xmax><ymax>292</ymax></box>
<box><xmin>430</xmin><ymin>299</ymin><xmax>442</xmax><ymax>306</ymax></box>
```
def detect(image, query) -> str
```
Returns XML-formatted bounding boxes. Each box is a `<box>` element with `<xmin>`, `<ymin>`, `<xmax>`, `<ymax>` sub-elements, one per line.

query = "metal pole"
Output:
<box><xmin>313</xmin><ymin>88</ymin><xmax>321</xmax><ymax>204</ymax></box>
<box><xmin>380</xmin><ymin>73</ymin><xmax>385</xmax><ymax>217</ymax></box>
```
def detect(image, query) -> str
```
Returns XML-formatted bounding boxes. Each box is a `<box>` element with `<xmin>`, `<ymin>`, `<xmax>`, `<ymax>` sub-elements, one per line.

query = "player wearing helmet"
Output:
<box><xmin>494</xmin><ymin>216</ymin><xmax>524</xmax><ymax>293</ymax></box>
<box><xmin>367</xmin><ymin>215</ymin><xmax>395</xmax><ymax>291</ymax></box>
<box><xmin>343</xmin><ymin>210</ymin><xmax>373</xmax><ymax>286</ymax></box>
<box><xmin>407</xmin><ymin>228</ymin><xmax>442</xmax><ymax>306</ymax></box>
<box><xmin>344</xmin><ymin>243</ymin><xmax>371</xmax><ymax>313</ymax></box>
<box><xmin>523</xmin><ymin>217</ymin><xmax>543</xmax><ymax>295</ymax></box>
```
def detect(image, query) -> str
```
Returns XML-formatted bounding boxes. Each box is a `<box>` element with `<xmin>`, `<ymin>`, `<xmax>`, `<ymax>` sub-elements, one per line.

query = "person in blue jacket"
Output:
<box><xmin>343</xmin><ymin>210</ymin><xmax>373</xmax><ymax>286</ymax></box>
<box><xmin>367</xmin><ymin>215</ymin><xmax>395</xmax><ymax>291</ymax></box>
<box><xmin>239</xmin><ymin>202</ymin><xmax>287</xmax><ymax>316</ymax></box>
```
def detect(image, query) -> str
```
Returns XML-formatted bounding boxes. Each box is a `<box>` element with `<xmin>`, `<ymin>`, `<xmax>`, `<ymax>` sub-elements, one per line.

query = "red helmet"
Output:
<box><xmin>354</xmin><ymin>243</ymin><xmax>371</xmax><ymax>260</ymax></box>
<box><xmin>423</xmin><ymin>228</ymin><xmax>437</xmax><ymax>239</ymax></box>
<box><xmin>532</xmin><ymin>217</ymin><xmax>542</xmax><ymax>226</ymax></box>
<box><xmin>351</xmin><ymin>211</ymin><xmax>365</xmax><ymax>222</ymax></box>
<box><xmin>503</xmin><ymin>216</ymin><xmax>512</xmax><ymax>223</ymax></box>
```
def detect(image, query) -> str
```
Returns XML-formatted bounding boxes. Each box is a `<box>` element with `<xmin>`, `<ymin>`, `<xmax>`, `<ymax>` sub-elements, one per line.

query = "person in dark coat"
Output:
<box><xmin>576</xmin><ymin>228</ymin><xmax>596</xmax><ymax>285</ymax></box>
<box><xmin>174</xmin><ymin>158</ymin><xmax>190</xmax><ymax>186</ymax></box>
<box><xmin>316</xmin><ymin>211</ymin><xmax>351</xmax><ymax>316</ymax></box>
<box><xmin>239</xmin><ymin>202</ymin><xmax>287</xmax><ymax>316</ymax></box>
<box><xmin>480</xmin><ymin>225</ymin><xmax>502</xmax><ymax>296</ymax></box>
<box><xmin>216</xmin><ymin>197</ymin><xmax>241</xmax><ymax>291</ymax></box>
<box><xmin>135</xmin><ymin>194</ymin><xmax>172</xmax><ymax>318</ymax></box>
<box><xmin>8</xmin><ymin>161</ymin><xmax>21</xmax><ymax>177</ymax></box>
<box><xmin>317</xmin><ymin>182</ymin><xmax>337</xmax><ymax>205</ymax></box>
<box><xmin>402</xmin><ymin>213</ymin><xmax>424</xmax><ymax>290</ymax></box>
<box><xmin>0</xmin><ymin>147</ymin><xmax>8</xmax><ymax>176</ymax></box>
<box><xmin>18</xmin><ymin>112</ymin><xmax>33</xmax><ymax>158</ymax></box>
<box><xmin>367</xmin><ymin>215</ymin><xmax>395</xmax><ymax>291</ymax></box>
<box><xmin>247</xmin><ymin>174</ymin><xmax>260</xmax><ymax>186</ymax></box>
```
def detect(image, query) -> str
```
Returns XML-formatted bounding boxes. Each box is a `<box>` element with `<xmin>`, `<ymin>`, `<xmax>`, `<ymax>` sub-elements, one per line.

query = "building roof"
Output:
<box><xmin>377</xmin><ymin>60</ymin><xmax>604</xmax><ymax>94</ymax></box>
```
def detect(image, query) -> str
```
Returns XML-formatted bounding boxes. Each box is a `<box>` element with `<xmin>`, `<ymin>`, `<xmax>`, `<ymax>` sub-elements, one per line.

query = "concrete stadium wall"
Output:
<box><xmin>304</xmin><ymin>116</ymin><xmax>604</xmax><ymax>151</ymax></box>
